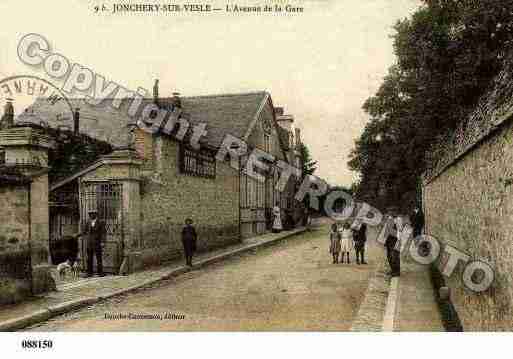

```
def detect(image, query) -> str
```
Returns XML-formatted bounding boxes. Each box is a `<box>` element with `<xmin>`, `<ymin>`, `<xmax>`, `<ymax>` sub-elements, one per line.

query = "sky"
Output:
<box><xmin>0</xmin><ymin>0</ymin><xmax>420</xmax><ymax>186</ymax></box>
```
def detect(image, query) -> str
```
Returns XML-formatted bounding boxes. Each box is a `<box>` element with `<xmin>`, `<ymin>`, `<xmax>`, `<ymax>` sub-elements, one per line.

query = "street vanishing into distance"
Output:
<box><xmin>28</xmin><ymin>224</ymin><xmax>381</xmax><ymax>331</ymax></box>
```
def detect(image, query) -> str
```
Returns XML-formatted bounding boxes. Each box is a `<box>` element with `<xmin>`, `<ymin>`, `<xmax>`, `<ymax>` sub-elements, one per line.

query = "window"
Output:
<box><xmin>264</xmin><ymin>133</ymin><xmax>271</xmax><ymax>153</ymax></box>
<box><xmin>180</xmin><ymin>145</ymin><xmax>216</xmax><ymax>179</ymax></box>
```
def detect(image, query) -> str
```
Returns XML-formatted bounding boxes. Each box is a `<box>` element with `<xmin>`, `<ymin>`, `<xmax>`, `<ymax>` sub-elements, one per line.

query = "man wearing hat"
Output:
<box><xmin>181</xmin><ymin>218</ymin><xmax>197</xmax><ymax>266</ymax></box>
<box><xmin>84</xmin><ymin>210</ymin><xmax>106</xmax><ymax>277</ymax></box>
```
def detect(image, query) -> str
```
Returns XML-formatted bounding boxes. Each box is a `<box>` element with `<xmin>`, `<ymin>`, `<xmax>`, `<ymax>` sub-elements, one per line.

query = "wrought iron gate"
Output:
<box><xmin>79</xmin><ymin>181</ymin><xmax>124</xmax><ymax>274</ymax></box>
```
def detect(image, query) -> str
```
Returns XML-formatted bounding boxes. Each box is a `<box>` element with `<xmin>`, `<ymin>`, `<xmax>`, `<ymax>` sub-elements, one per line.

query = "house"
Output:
<box><xmin>15</xmin><ymin>86</ymin><xmax>305</xmax><ymax>275</ymax></box>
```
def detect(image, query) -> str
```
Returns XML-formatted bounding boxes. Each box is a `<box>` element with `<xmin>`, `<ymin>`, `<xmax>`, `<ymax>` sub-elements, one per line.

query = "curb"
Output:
<box><xmin>0</xmin><ymin>309</ymin><xmax>51</xmax><ymax>332</ymax></box>
<box><xmin>382</xmin><ymin>276</ymin><xmax>400</xmax><ymax>331</ymax></box>
<box><xmin>0</xmin><ymin>228</ymin><xmax>306</xmax><ymax>332</ymax></box>
<box><xmin>48</xmin><ymin>297</ymin><xmax>98</xmax><ymax>316</ymax></box>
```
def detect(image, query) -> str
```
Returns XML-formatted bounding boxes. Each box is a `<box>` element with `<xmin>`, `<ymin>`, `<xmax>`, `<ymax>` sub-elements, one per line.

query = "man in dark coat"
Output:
<box><xmin>83</xmin><ymin>210</ymin><xmax>106</xmax><ymax>277</ymax></box>
<box><xmin>385</xmin><ymin>221</ymin><xmax>400</xmax><ymax>277</ymax></box>
<box><xmin>412</xmin><ymin>206</ymin><xmax>425</xmax><ymax>238</ymax></box>
<box><xmin>182</xmin><ymin>218</ymin><xmax>197</xmax><ymax>266</ymax></box>
<box><xmin>354</xmin><ymin>223</ymin><xmax>368</xmax><ymax>265</ymax></box>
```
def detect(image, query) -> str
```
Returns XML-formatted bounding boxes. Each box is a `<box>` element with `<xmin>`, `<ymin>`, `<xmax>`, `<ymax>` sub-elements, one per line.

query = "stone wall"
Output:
<box><xmin>30</xmin><ymin>174</ymin><xmax>50</xmax><ymax>265</ymax></box>
<box><xmin>29</xmin><ymin>174</ymin><xmax>55</xmax><ymax>294</ymax></box>
<box><xmin>136</xmin><ymin>132</ymin><xmax>240</xmax><ymax>268</ymax></box>
<box><xmin>0</xmin><ymin>181</ymin><xmax>32</xmax><ymax>304</ymax></box>
<box><xmin>423</xmin><ymin>117</ymin><xmax>513</xmax><ymax>330</ymax></box>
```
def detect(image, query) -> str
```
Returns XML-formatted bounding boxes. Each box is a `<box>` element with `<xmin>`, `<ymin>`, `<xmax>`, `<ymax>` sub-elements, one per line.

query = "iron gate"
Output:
<box><xmin>79</xmin><ymin>181</ymin><xmax>124</xmax><ymax>274</ymax></box>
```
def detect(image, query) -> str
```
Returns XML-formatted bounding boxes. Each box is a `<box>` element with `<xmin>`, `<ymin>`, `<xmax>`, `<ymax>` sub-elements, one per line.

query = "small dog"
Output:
<box><xmin>56</xmin><ymin>260</ymin><xmax>72</xmax><ymax>280</ymax></box>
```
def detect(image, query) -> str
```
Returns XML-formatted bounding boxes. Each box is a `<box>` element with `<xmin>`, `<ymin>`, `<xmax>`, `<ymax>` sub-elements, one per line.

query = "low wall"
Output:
<box><xmin>128</xmin><ymin>224</ymin><xmax>240</xmax><ymax>272</ymax></box>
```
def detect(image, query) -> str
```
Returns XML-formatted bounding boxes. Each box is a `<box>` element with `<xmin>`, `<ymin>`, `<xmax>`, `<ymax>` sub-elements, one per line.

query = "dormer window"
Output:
<box><xmin>263</xmin><ymin>118</ymin><xmax>272</xmax><ymax>134</ymax></box>
<box><xmin>264</xmin><ymin>133</ymin><xmax>271</xmax><ymax>153</ymax></box>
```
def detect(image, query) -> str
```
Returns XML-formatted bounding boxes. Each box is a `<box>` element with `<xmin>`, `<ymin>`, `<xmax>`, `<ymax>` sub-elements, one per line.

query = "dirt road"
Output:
<box><xmin>28</xmin><ymin>225</ymin><xmax>381</xmax><ymax>331</ymax></box>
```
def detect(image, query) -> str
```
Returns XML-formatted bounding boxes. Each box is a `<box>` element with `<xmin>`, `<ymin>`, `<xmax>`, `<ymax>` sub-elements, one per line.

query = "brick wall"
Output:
<box><xmin>424</xmin><ymin>118</ymin><xmax>513</xmax><ymax>330</ymax></box>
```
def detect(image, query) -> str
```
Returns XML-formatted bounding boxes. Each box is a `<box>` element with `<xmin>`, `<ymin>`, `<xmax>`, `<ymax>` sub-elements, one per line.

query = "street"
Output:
<box><xmin>28</xmin><ymin>225</ymin><xmax>381</xmax><ymax>331</ymax></box>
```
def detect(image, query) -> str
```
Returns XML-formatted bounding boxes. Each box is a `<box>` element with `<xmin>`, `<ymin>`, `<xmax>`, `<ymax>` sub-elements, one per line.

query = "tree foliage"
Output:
<box><xmin>48</xmin><ymin>129</ymin><xmax>112</xmax><ymax>182</ymax></box>
<box><xmin>349</xmin><ymin>0</ymin><xmax>513</xmax><ymax>212</ymax></box>
<box><xmin>299</xmin><ymin>142</ymin><xmax>318</xmax><ymax>177</ymax></box>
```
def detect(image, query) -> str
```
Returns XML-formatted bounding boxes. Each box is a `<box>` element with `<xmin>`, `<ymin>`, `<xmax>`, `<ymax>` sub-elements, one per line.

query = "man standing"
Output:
<box><xmin>412</xmin><ymin>206</ymin><xmax>425</xmax><ymax>238</ymax></box>
<box><xmin>84</xmin><ymin>210</ymin><xmax>106</xmax><ymax>277</ymax></box>
<box><xmin>354</xmin><ymin>223</ymin><xmax>368</xmax><ymax>265</ymax></box>
<box><xmin>385</xmin><ymin>220</ymin><xmax>400</xmax><ymax>277</ymax></box>
<box><xmin>182</xmin><ymin>218</ymin><xmax>197</xmax><ymax>266</ymax></box>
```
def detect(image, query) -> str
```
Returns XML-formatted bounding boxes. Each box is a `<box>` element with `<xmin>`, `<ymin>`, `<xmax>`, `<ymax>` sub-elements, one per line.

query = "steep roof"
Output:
<box><xmin>18</xmin><ymin>91</ymin><xmax>269</xmax><ymax>149</ymax></box>
<box><xmin>156</xmin><ymin>91</ymin><xmax>268</xmax><ymax>148</ymax></box>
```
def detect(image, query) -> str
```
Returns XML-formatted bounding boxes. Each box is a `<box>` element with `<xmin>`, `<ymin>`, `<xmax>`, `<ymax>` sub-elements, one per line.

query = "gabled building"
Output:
<box><xmin>18</xmin><ymin>87</ymin><xmax>305</xmax><ymax>275</ymax></box>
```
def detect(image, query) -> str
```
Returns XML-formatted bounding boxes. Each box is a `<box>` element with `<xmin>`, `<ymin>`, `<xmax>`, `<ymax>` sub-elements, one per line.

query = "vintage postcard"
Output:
<box><xmin>1</xmin><ymin>0</ymin><xmax>512</xmax><ymax>356</ymax></box>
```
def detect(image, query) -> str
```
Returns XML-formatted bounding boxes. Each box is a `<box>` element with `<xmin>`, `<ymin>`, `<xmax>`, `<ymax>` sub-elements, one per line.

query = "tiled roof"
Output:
<box><xmin>157</xmin><ymin>91</ymin><xmax>268</xmax><ymax>148</ymax></box>
<box><xmin>17</xmin><ymin>91</ymin><xmax>269</xmax><ymax>149</ymax></box>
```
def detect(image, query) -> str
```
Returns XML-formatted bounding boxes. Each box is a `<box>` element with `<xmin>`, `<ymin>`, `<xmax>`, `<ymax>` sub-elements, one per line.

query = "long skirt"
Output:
<box><xmin>340</xmin><ymin>238</ymin><xmax>351</xmax><ymax>252</ymax></box>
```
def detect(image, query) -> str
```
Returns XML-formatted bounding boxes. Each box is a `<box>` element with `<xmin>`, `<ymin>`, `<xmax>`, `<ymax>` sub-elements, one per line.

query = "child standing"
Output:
<box><xmin>340</xmin><ymin>223</ymin><xmax>353</xmax><ymax>264</ymax></box>
<box><xmin>329</xmin><ymin>224</ymin><xmax>341</xmax><ymax>264</ymax></box>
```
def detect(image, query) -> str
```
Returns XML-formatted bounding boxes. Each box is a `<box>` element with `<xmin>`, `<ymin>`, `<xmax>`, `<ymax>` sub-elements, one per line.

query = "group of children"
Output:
<box><xmin>329</xmin><ymin>222</ymin><xmax>367</xmax><ymax>265</ymax></box>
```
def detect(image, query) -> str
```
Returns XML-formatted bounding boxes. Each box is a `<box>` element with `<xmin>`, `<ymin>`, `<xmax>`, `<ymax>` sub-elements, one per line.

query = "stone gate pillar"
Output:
<box><xmin>94</xmin><ymin>148</ymin><xmax>142</xmax><ymax>274</ymax></box>
<box><xmin>0</xmin><ymin>125</ymin><xmax>56</xmax><ymax>294</ymax></box>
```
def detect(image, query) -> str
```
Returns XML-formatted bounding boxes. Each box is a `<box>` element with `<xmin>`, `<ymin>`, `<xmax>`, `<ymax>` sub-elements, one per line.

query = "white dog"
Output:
<box><xmin>56</xmin><ymin>260</ymin><xmax>72</xmax><ymax>280</ymax></box>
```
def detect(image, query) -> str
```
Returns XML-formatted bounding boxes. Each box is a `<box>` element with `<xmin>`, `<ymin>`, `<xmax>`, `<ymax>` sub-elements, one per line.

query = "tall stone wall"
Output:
<box><xmin>423</xmin><ymin>117</ymin><xmax>513</xmax><ymax>330</ymax></box>
<box><xmin>0</xmin><ymin>181</ymin><xmax>32</xmax><ymax>304</ymax></box>
<box><xmin>30</xmin><ymin>174</ymin><xmax>50</xmax><ymax>265</ymax></box>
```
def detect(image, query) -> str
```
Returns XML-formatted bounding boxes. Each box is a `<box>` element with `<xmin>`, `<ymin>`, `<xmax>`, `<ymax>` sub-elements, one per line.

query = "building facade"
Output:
<box><xmin>23</xmin><ymin>89</ymin><xmax>305</xmax><ymax>275</ymax></box>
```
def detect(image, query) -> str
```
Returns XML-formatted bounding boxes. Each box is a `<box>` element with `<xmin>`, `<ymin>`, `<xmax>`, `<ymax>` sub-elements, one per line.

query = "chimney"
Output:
<box><xmin>153</xmin><ymin>79</ymin><xmax>159</xmax><ymax>106</ymax></box>
<box><xmin>74</xmin><ymin>107</ymin><xmax>80</xmax><ymax>135</ymax></box>
<box><xmin>274</xmin><ymin>107</ymin><xmax>284</xmax><ymax>116</ymax></box>
<box><xmin>171</xmin><ymin>92</ymin><xmax>181</xmax><ymax>109</ymax></box>
<box><xmin>0</xmin><ymin>98</ymin><xmax>14</xmax><ymax>129</ymax></box>
<box><xmin>276</xmin><ymin>109</ymin><xmax>294</xmax><ymax>132</ymax></box>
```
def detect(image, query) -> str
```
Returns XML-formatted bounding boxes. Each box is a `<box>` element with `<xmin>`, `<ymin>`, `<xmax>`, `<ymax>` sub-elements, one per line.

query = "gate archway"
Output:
<box><xmin>79</xmin><ymin>181</ymin><xmax>124</xmax><ymax>274</ymax></box>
